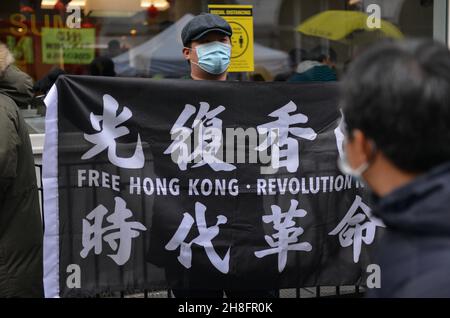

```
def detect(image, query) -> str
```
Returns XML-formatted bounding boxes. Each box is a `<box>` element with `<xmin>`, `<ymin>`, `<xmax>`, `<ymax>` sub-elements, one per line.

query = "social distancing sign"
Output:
<box><xmin>208</xmin><ymin>5</ymin><xmax>254</xmax><ymax>73</ymax></box>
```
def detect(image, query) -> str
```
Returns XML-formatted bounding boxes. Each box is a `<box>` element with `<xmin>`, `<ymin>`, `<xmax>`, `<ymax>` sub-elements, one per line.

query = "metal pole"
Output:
<box><xmin>433</xmin><ymin>0</ymin><xmax>448</xmax><ymax>44</ymax></box>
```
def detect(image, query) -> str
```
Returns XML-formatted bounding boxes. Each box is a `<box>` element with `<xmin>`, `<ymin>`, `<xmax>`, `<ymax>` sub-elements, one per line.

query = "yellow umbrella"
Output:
<box><xmin>296</xmin><ymin>10</ymin><xmax>403</xmax><ymax>42</ymax></box>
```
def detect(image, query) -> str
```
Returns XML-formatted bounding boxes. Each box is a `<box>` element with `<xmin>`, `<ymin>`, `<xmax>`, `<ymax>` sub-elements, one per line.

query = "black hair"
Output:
<box><xmin>288</xmin><ymin>48</ymin><xmax>308</xmax><ymax>66</ymax></box>
<box><xmin>108</xmin><ymin>40</ymin><xmax>120</xmax><ymax>51</ymax></box>
<box><xmin>309</xmin><ymin>46</ymin><xmax>337</xmax><ymax>63</ymax></box>
<box><xmin>341</xmin><ymin>39</ymin><xmax>450</xmax><ymax>173</ymax></box>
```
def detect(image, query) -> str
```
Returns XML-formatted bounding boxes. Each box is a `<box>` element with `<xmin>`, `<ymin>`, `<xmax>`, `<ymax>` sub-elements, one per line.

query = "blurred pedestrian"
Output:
<box><xmin>288</xmin><ymin>46</ymin><xmax>337</xmax><ymax>82</ymax></box>
<box><xmin>106</xmin><ymin>40</ymin><xmax>122</xmax><ymax>59</ymax></box>
<box><xmin>89</xmin><ymin>56</ymin><xmax>116</xmax><ymax>77</ymax></box>
<box><xmin>340</xmin><ymin>39</ymin><xmax>450</xmax><ymax>298</ymax></box>
<box><xmin>0</xmin><ymin>42</ymin><xmax>43</xmax><ymax>297</ymax></box>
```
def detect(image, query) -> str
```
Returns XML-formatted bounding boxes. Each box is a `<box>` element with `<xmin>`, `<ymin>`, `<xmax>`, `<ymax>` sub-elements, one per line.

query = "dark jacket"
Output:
<box><xmin>0</xmin><ymin>64</ymin><xmax>43</xmax><ymax>297</ymax></box>
<box><xmin>368</xmin><ymin>162</ymin><xmax>450</xmax><ymax>298</ymax></box>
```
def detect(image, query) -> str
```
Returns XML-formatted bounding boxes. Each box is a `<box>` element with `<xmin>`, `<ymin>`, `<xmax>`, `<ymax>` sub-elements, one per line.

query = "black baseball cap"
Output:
<box><xmin>181</xmin><ymin>13</ymin><xmax>232</xmax><ymax>47</ymax></box>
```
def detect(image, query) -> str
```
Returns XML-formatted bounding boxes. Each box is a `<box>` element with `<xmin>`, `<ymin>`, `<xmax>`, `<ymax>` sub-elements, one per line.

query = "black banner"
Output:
<box><xmin>42</xmin><ymin>76</ymin><xmax>384</xmax><ymax>297</ymax></box>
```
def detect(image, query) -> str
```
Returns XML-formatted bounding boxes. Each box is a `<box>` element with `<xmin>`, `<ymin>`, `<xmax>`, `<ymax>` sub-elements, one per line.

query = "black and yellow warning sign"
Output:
<box><xmin>208</xmin><ymin>4</ymin><xmax>254</xmax><ymax>73</ymax></box>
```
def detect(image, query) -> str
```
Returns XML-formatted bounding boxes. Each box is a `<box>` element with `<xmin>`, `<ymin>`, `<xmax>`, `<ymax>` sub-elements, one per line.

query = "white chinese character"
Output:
<box><xmin>334</xmin><ymin>110</ymin><xmax>345</xmax><ymax>160</ymax></box>
<box><xmin>329</xmin><ymin>195</ymin><xmax>385</xmax><ymax>263</ymax></box>
<box><xmin>254</xmin><ymin>199</ymin><xmax>312</xmax><ymax>272</ymax></box>
<box><xmin>256</xmin><ymin>101</ymin><xmax>317</xmax><ymax>174</ymax></box>
<box><xmin>165</xmin><ymin>202</ymin><xmax>230</xmax><ymax>274</ymax></box>
<box><xmin>164</xmin><ymin>102</ymin><xmax>236</xmax><ymax>171</ymax></box>
<box><xmin>82</xmin><ymin>94</ymin><xmax>145</xmax><ymax>169</ymax></box>
<box><xmin>80</xmin><ymin>197</ymin><xmax>147</xmax><ymax>266</ymax></box>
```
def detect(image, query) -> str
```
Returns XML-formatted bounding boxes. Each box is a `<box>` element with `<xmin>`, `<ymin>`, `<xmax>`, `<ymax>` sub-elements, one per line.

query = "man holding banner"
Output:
<box><xmin>158</xmin><ymin>12</ymin><xmax>278</xmax><ymax>299</ymax></box>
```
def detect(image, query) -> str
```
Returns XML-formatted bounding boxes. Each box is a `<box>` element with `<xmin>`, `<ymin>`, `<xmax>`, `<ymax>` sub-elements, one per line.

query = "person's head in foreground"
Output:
<box><xmin>340</xmin><ymin>39</ymin><xmax>450</xmax><ymax>298</ymax></box>
<box><xmin>181</xmin><ymin>13</ymin><xmax>232</xmax><ymax>81</ymax></box>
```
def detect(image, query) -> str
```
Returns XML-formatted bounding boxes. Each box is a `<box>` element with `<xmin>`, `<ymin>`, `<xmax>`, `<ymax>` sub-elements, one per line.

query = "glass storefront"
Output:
<box><xmin>0</xmin><ymin>0</ymin><xmax>448</xmax><ymax>136</ymax></box>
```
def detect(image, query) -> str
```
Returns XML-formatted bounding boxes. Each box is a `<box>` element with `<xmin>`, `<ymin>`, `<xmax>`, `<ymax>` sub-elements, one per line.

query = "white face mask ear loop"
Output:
<box><xmin>351</xmin><ymin>136</ymin><xmax>378</xmax><ymax>176</ymax></box>
<box><xmin>338</xmin><ymin>130</ymin><xmax>377</xmax><ymax>178</ymax></box>
<box><xmin>190</xmin><ymin>61</ymin><xmax>201</xmax><ymax>68</ymax></box>
<box><xmin>353</xmin><ymin>161</ymin><xmax>370</xmax><ymax>176</ymax></box>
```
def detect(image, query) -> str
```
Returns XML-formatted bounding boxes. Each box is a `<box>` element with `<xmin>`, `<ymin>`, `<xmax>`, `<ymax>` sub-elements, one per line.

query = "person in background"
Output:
<box><xmin>339</xmin><ymin>39</ymin><xmax>450</xmax><ymax>298</ymax></box>
<box><xmin>0</xmin><ymin>42</ymin><xmax>43</xmax><ymax>297</ymax></box>
<box><xmin>288</xmin><ymin>46</ymin><xmax>337</xmax><ymax>83</ymax></box>
<box><xmin>251</xmin><ymin>66</ymin><xmax>273</xmax><ymax>82</ymax></box>
<box><xmin>32</xmin><ymin>67</ymin><xmax>66</xmax><ymax>117</ymax></box>
<box><xmin>89</xmin><ymin>56</ymin><xmax>116</xmax><ymax>77</ymax></box>
<box><xmin>106</xmin><ymin>40</ymin><xmax>122</xmax><ymax>59</ymax></box>
<box><xmin>310</xmin><ymin>45</ymin><xmax>337</xmax><ymax>70</ymax></box>
<box><xmin>33</xmin><ymin>67</ymin><xmax>66</xmax><ymax>95</ymax></box>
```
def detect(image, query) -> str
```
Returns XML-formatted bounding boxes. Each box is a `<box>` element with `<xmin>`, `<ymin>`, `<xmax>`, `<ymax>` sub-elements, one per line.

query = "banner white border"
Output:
<box><xmin>42</xmin><ymin>85</ymin><xmax>60</xmax><ymax>298</ymax></box>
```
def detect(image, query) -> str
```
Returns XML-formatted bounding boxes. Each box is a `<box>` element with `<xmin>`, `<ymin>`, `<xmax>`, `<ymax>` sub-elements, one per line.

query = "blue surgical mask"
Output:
<box><xmin>191</xmin><ymin>41</ymin><xmax>231</xmax><ymax>75</ymax></box>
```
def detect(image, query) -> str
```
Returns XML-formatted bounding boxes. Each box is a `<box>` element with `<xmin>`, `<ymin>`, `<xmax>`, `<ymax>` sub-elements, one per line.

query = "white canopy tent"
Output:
<box><xmin>113</xmin><ymin>14</ymin><xmax>290</xmax><ymax>78</ymax></box>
